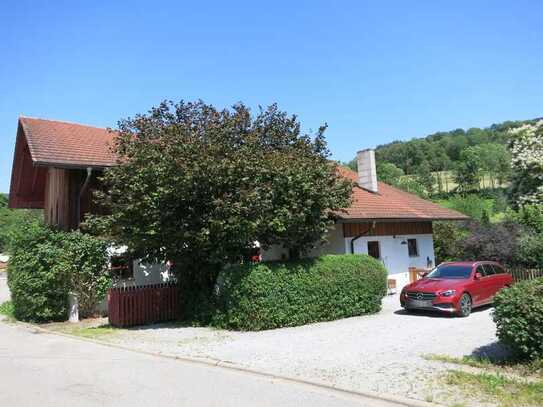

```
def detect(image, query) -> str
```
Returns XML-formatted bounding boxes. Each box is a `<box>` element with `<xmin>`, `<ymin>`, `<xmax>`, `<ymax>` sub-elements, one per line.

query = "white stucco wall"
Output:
<box><xmin>112</xmin><ymin>261</ymin><xmax>173</xmax><ymax>288</ymax></box>
<box><xmin>261</xmin><ymin>224</ymin><xmax>346</xmax><ymax>261</ymax></box>
<box><xmin>133</xmin><ymin>261</ymin><xmax>173</xmax><ymax>285</ymax></box>
<box><xmin>119</xmin><ymin>228</ymin><xmax>435</xmax><ymax>293</ymax></box>
<box><xmin>348</xmin><ymin>233</ymin><xmax>435</xmax><ymax>290</ymax></box>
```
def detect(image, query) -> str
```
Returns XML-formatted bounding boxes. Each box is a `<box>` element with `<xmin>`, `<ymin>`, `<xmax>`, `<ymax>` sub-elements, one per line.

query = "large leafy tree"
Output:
<box><xmin>453</xmin><ymin>147</ymin><xmax>481</xmax><ymax>191</ymax></box>
<box><xmin>89</xmin><ymin>101</ymin><xmax>352</xmax><ymax>289</ymax></box>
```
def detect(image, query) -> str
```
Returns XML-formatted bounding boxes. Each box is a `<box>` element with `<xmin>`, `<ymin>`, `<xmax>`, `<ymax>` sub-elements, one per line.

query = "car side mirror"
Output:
<box><xmin>419</xmin><ymin>271</ymin><xmax>429</xmax><ymax>278</ymax></box>
<box><xmin>474</xmin><ymin>272</ymin><xmax>483</xmax><ymax>280</ymax></box>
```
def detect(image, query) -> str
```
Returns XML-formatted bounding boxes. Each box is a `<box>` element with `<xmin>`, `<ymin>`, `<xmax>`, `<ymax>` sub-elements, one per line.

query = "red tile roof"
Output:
<box><xmin>16</xmin><ymin>117</ymin><xmax>468</xmax><ymax>221</ymax></box>
<box><xmin>19</xmin><ymin>117</ymin><xmax>117</xmax><ymax>168</ymax></box>
<box><xmin>336</xmin><ymin>166</ymin><xmax>469</xmax><ymax>221</ymax></box>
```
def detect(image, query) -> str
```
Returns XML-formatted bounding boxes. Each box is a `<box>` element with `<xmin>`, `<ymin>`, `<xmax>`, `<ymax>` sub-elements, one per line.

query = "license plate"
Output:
<box><xmin>409</xmin><ymin>299</ymin><xmax>432</xmax><ymax>308</ymax></box>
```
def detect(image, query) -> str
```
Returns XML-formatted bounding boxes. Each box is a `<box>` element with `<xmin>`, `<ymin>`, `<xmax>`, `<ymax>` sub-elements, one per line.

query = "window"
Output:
<box><xmin>476</xmin><ymin>265</ymin><xmax>486</xmax><ymax>277</ymax></box>
<box><xmin>367</xmin><ymin>241</ymin><xmax>380</xmax><ymax>259</ymax></box>
<box><xmin>482</xmin><ymin>264</ymin><xmax>495</xmax><ymax>276</ymax></box>
<box><xmin>492</xmin><ymin>264</ymin><xmax>505</xmax><ymax>274</ymax></box>
<box><xmin>407</xmin><ymin>239</ymin><xmax>419</xmax><ymax>257</ymax></box>
<box><xmin>426</xmin><ymin>264</ymin><xmax>472</xmax><ymax>279</ymax></box>
<box><xmin>110</xmin><ymin>255</ymin><xmax>134</xmax><ymax>280</ymax></box>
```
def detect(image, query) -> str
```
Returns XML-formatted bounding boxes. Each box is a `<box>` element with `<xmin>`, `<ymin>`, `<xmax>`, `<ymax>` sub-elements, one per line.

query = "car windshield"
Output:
<box><xmin>426</xmin><ymin>264</ymin><xmax>473</xmax><ymax>279</ymax></box>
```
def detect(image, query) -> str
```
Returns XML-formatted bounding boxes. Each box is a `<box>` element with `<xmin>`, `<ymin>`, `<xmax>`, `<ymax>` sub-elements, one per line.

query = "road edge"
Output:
<box><xmin>5</xmin><ymin>318</ymin><xmax>441</xmax><ymax>407</ymax></box>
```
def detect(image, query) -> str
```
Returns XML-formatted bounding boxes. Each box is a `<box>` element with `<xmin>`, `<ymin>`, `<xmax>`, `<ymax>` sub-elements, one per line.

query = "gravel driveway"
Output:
<box><xmin>108</xmin><ymin>295</ymin><xmax>507</xmax><ymax>405</ymax></box>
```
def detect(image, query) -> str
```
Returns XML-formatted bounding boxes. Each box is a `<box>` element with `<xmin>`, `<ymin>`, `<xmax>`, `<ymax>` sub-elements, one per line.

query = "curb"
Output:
<box><xmin>8</xmin><ymin>319</ymin><xmax>441</xmax><ymax>407</ymax></box>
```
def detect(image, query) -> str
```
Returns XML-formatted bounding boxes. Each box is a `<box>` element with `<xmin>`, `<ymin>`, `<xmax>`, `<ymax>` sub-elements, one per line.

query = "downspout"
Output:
<box><xmin>76</xmin><ymin>167</ymin><xmax>93</xmax><ymax>229</ymax></box>
<box><xmin>350</xmin><ymin>221</ymin><xmax>376</xmax><ymax>254</ymax></box>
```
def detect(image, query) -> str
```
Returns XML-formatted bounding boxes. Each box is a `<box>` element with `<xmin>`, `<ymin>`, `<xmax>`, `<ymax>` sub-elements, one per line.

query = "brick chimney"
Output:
<box><xmin>357</xmin><ymin>149</ymin><xmax>378</xmax><ymax>193</ymax></box>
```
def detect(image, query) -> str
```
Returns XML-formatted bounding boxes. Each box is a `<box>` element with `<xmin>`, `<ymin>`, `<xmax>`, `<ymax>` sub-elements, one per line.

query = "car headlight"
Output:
<box><xmin>439</xmin><ymin>289</ymin><xmax>456</xmax><ymax>297</ymax></box>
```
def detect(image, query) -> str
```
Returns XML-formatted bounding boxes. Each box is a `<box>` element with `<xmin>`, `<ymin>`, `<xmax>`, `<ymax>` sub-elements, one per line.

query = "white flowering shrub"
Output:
<box><xmin>509</xmin><ymin>120</ymin><xmax>543</xmax><ymax>205</ymax></box>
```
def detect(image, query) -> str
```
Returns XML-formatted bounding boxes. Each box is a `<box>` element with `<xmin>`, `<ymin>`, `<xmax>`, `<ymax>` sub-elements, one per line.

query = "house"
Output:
<box><xmin>9</xmin><ymin>117</ymin><xmax>468</xmax><ymax>289</ymax></box>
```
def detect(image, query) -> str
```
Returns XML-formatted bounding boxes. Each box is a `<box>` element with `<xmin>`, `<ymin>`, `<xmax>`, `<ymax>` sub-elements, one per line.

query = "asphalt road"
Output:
<box><xmin>0</xmin><ymin>320</ymin><xmax>408</xmax><ymax>407</ymax></box>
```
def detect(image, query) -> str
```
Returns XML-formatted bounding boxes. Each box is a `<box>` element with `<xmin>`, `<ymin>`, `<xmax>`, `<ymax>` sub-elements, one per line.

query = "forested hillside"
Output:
<box><xmin>346</xmin><ymin>118</ymin><xmax>541</xmax><ymax>195</ymax></box>
<box><xmin>344</xmin><ymin>119</ymin><xmax>543</xmax><ymax>268</ymax></box>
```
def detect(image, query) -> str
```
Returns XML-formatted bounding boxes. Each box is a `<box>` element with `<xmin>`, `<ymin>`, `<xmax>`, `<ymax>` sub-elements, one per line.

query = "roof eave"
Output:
<box><xmin>336</xmin><ymin>216</ymin><xmax>470</xmax><ymax>222</ymax></box>
<box><xmin>32</xmin><ymin>160</ymin><xmax>114</xmax><ymax>170</ymax></box>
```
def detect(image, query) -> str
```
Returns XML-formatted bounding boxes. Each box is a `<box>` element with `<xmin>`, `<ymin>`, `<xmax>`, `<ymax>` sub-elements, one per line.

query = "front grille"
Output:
<box><xmin>406</xmin><ymin>292</ymin><xmax>437</xmax><ymax>300</ymax></box>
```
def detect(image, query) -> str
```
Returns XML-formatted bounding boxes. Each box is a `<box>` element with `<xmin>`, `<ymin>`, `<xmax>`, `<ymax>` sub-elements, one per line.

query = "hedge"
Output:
<box><xmin>493</xmin><ymin>278</ymin><xmax>543</xmax><ymax>360</ymax></box>
<box><xmin>7</xmin><ymin>221</ymin><xmax>110</xmax><ymax>322</ymax></box>
<box><xmin>212</xmin><ymin>254</ymin><xmax>388</xmax><ymax>331</ymax></box>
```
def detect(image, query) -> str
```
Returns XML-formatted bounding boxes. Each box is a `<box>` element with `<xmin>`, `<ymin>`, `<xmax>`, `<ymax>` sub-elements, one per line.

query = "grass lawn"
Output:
<box><xmin>425</xmin><ymin>354</ymin><xmax>543</xmax><ymax>407</ymax></box>
<box><xmin>445</xmin><ymin>370</ymin><xmax>543</xmax><ymax>407</ymax></box>
<box><xmin>41</xmin><ymin>317</ymin><xmax>120</xmax><ymax>339</ymax></box>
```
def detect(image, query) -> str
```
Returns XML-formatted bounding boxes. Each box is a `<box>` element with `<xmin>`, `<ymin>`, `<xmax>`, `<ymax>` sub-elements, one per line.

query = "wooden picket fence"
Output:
<box><xmin>509</xmin><ymin>267</ymin><xmax>543</xmax><ymax>283</ymax></box>
<box><xmin>108</xmin><ymin>283</ymin><xmax>181</xmax><ymax>328</ymax></box>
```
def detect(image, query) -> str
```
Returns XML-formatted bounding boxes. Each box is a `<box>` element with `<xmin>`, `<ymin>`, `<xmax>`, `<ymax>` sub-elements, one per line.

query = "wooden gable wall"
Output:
<box><xmin>343</xmin><ymin>221</ymin><xmax>433</xmax><ymax>238</ymax></box>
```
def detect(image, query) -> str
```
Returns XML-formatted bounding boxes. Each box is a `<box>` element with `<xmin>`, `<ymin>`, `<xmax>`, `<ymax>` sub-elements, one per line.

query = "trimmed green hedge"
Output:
<box><xmin>493</xmin><ymin>278</ymin><xmax>543</xmax><ymax>360</ymax></box>
<box><xmin>7</xmin><ymin>221</ymin><xmax>110</xmax><ymax>322</ymax></box>
<box><xmin>212</xmin><ymin>254</ymin><xmax>388</xmax><ymax>331</ymax></box>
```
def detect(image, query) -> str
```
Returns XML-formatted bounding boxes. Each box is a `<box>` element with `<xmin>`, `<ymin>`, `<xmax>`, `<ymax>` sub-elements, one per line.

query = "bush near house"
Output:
<box><xmin>493</xmin><ymin>278</ymin><xmax>543</xmax><ymax>361</ymax></box>
<box><xmin>212</xmin><ymin>254</ymin><xmax>387</xmax><ymax>331</ymax></box>
<box><xmin>7</xmin><ymin>220</ymin><xmax>110</xmax><ymax>322</ymax></box>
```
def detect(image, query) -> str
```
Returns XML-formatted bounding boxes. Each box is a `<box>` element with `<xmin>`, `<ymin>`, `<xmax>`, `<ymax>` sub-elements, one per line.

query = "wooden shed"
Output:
<box><xmin>8</xmin><ymin>117</ymin><xmax>117</xmax><ymax>230</ymax></box>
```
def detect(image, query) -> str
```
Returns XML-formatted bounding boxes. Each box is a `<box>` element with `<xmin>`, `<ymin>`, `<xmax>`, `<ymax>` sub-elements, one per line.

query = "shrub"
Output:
<box><xmin>7</xmin><ymin>221</ymin><xmax>69</xmax><ymax>322</ymax></box>
<box><xmin>0</xmin><ymin>301</ymin><xmax>15</xmax><ymax>321</ymax></box>
<box><xmin>57</xmin><ymin>231</ymin><xmax>110</xmax><ymax>318</ymax></box>
<box><xmin>440</xmin><ymin>194</ymin><xmax>494</xmax><ymax>220</ymax></box>
<box><xmin>493</xmin><ymin>278</ymin><xmax>543</xmax><ymax>360</ymax></box>
<box><xmin>459</xmin><ymin>220</ymin><xmax>523</xmax><ymax>266</ymax></box>
<box><xmin>212</xmin><ymin>254</ymin><xmax>387</xmax><ymax>331</ymax></box>
<box><xmin>7</xmin><ymin>220</ymin><xmax>110</xmax><ymax>322</ymax></box>
<box><xmin>514</xmin><ymin>233</ymin><xmax>543</xmax><ymax>268</ymax></box>
<box><xmin>433</xmin><ymin>221</ymin><xmax>469</xmax><ymax>263</ymax></box>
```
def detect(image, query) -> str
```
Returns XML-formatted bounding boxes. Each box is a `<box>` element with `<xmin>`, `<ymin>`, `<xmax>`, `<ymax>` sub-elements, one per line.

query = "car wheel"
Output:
<box><xmin>458</xmin><ymin>293</ymin><xmax>472</xmax><ymax>317</ymax></box>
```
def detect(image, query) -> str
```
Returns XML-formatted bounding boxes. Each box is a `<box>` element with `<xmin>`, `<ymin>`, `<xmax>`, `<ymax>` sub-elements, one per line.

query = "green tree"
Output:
<box><xmin>414</xmin><ymin>160</ymin><xmax>435</xmax><ymax>195</ymax></box>
<box><xmin>470</xmin><ymin>143</ymin><xmax>511</xmax><ymax>188</ymax></box>
<box><xmin>376</xmin><ymin>162</ymin><xmax>404</xmax><ymax>185</ymax></box>
<box><xmin>453</xmin><ymin>147</ymin><xmax>481</xmax><ymax>191</ymax></box>
<box><xmin>88</xmin><ymin>101</ymin><xmax>353</xmax><ymax>291</ymax></box>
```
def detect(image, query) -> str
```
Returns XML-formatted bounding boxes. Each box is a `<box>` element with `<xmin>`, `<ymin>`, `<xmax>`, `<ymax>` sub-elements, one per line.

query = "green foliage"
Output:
<box><xmin>347</xmin><ymin>119</ymin><xmax>538</xmax><ymax>194</ymax></box>
<box><xmin>7</xmin><ymin>221</ymin><xmax>69</xmax><ymax>322</ymax></box>
<box><xmin>474</xmin><ymin>143</ymin><xmax>512</xmax><ymax>187</ymax></box>
<box><xmin>514</xmin><ymin>233</ymin><xmax>543</xmax><ymax>268</ymax></box>
<box><xmin>0</xmin><ymin>194</ymin><xmax>42</xmax><ymax>253</ymax></box>
<box><xmin>509</xmin><ymin>121</ymin><xmax>543</xmax><ymax>206</ymax></box>
<box><xmin>212</xmin><ymin>254</ymin><xmax>387</xmax><ymax>331</ymax></box>
<box><xmin>56</xmin><ymin>231</ymin><xmax>110</xmax><ymax>317</ymax></box>
<box><xmin>395</xmin><ymin>177</ymin><xmax>428</xmax><ymax>198</ymax></box>
<box><xmin>414</xmin><ymin>160</ymin><xmax>436</xmax><ymax>195</ymax></box>
<box><xmin>374</xmin><ymin>119</ymin><xmax>530</xmax><ymax>175</ymax></box>
<box><xmin>7</xmin><ymin>220</ymin><xmax>110</xmax><ymax>322</ymax></box>
<box><xmin>459</xmin><ymin>221</ymin><xmax>523</xmax><ymax>266</ymax></box>
<box><xmin>432</xmin><ymin>221</ymin><xmax>467</xmax><ymax>263</ymax></box>
<box><xmin>438</xmin><ymin>194</ymin><xmax>495</xmax><ymax>220</ymax></box>
<box><xmin>88</xmin><ymin>100</ymin><xmax>352</xmax><ymax>290</ymax></box>
<box><xmin>376</xmin><ymin>162</ymin><xmax>404</xmax><ymax>185</ymax></box>
<box><xmin>444</xmin><ymin>369</ymin><xmax>543</xmax><ymax>407</ymax></box>
<box><xmin>511</xmin><ymin>204</ymin><xmax>543</xmax><ymax>234</ymax></box>
<box><xmin>0</xmin><ymin>301</ymin><xmax>15</xmax><ymax>322</ymax></box>
<box><xmin>453</xmin><ymin>147</ymin><xmax>481</xmax><ymax>191</ymax></box>
<box><xmin>493</xmin><ymin>279</ymin><xmax>543</xmax><ymax>360</ymax></box>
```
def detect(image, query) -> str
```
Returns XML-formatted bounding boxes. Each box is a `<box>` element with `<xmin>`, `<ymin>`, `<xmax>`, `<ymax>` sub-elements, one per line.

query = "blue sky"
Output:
<box><xmin>1</xmin><ymin>1</ymin><xmax>542</xmax><ymax>193</ymax></box>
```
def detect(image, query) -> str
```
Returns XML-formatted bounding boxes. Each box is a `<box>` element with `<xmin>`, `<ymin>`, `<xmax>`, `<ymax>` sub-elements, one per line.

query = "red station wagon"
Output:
<box><xmin>400</xmin><ymin>261</ymin><xmax>513</xmax><ymax>317</ymax></box>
